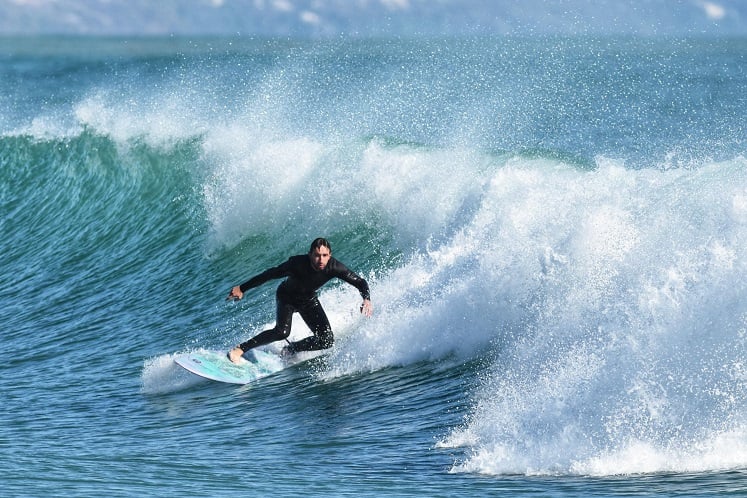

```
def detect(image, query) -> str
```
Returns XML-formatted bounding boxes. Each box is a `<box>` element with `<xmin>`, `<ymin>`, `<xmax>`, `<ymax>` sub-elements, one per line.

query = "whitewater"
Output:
<box><xmin>2</xmin><ymin>36</ymin><xmax>746</xmax><ymax>496</ymax></box>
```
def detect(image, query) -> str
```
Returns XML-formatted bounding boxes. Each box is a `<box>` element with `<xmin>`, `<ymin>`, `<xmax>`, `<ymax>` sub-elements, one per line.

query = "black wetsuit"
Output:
<box><xmin>237</xmin><ymin>255</ymin><xmax>370</xmax><ymax>353</ymax></box>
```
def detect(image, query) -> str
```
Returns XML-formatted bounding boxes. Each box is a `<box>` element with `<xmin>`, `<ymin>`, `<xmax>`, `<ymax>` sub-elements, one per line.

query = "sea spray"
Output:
<box><xmin>428</xmin><ymin>158</ymin><xmax>747</xmax><ymax>476</ymax></box>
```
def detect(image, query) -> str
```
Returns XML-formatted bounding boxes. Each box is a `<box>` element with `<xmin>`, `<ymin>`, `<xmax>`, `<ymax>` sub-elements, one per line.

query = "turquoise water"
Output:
<box><xmin>2</xmin><ymin>36</ymin><xmax>746</xmax><ymax>496</ymax></box>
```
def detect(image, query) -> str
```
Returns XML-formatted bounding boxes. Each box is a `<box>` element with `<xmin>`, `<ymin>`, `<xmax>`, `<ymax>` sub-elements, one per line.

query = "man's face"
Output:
<box><xmin>309</xmin><ymin>245</ymin><xmax>331</xmax><ymax>271</ymax></box>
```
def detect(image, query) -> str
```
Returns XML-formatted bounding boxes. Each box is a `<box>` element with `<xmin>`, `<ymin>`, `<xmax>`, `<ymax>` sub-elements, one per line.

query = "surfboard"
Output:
<box><xmin>174</xmin><ymin>349</ymin><xmax>285</xmax><ymax>384</ymax></box>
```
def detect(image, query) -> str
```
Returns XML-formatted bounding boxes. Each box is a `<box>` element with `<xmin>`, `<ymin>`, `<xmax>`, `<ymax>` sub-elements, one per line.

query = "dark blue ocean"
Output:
<box><xmin>2</xmin><ymin>36</ymin><xmax>746</xmax><ymax>496</ymax></box>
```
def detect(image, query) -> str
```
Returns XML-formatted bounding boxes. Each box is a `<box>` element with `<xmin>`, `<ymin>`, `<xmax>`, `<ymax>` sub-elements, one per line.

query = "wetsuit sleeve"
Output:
<box><xmin>333</xmin><ymin>261</ymin><xmax>371</xmax><ymax>301</ymax></box>
<box><xmin>238</xmin><ymin>260</ymin><xmax>290</xmax><ymax>293</ymax></box>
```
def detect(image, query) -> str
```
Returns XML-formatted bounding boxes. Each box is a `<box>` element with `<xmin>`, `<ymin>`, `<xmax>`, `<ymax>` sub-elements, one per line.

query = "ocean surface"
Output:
<box><xmin>2</xmin><ymin>35</ymin><xmax>746</xmax><ymax>496</ymax></box>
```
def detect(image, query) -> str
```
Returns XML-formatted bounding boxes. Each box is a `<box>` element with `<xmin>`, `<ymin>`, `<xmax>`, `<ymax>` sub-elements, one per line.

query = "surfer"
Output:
<box><xmin>226</xmin><ymin>237</ymin><xmax>373</xmax><ymax>363</ymax></box>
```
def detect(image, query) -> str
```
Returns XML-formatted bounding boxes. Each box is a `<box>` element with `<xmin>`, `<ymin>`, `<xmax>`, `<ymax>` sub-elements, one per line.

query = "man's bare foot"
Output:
<box><xmin>228</xmin><ymin>347</ymin><xmax>245</xmax><ymax>364</ymax></box>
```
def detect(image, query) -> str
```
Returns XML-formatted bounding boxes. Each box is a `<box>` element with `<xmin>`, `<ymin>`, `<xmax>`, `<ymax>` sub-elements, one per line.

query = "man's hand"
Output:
<box><xmin>360</xmin><ymin>299</ymin><xmax>373</xmax><ymax>317</ymax></box>
<box><xmin>226</xmin><ymin>285</ymin><xmax>244</xmax><ymax>301</ymax></box>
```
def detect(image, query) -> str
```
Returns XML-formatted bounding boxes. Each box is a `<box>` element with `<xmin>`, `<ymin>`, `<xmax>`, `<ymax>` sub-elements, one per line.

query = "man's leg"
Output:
<box><xmin>228</xmin><ymin>299</ymin><xmax>295</xmax><ymax>362</ymax></box>
<box><xmin>288</xmin><ymin>298</ymin><xmax>333</xmax><ymax>353</ymax></box>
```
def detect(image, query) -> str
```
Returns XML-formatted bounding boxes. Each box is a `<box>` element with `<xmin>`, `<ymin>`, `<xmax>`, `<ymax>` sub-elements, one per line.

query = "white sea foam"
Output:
<box><xmin>398</xmin><ymin>156</ymin><xmax>747</xmax><ymax>476</ymax></box>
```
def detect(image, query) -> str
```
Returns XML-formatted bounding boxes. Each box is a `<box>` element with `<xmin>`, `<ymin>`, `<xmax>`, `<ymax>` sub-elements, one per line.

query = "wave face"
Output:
<box><xmin>2</xmin><ymin>36</ymin><xmax>747</xmax><ymax>494</ymax></box>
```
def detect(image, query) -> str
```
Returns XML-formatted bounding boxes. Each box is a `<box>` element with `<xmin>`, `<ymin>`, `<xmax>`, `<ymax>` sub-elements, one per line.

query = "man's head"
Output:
<box><xmin>309</xmin><ymin>237</ymin><xmax>332</xmax><ymax>271</ymax></box>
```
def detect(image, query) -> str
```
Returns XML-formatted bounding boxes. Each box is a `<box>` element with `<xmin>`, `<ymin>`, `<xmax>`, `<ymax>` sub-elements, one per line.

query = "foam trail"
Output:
<box><xmin>141</xmin><ymin>354</ymin><xmax>205</xmax><ymax>394</ymax></box>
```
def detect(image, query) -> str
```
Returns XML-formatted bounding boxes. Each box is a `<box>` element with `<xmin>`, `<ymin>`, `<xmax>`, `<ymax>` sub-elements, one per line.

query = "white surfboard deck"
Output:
<box><xmin>174</xmin><ymin>349</ymin><xmax>285</xmax><ymax>384</ymax></box>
